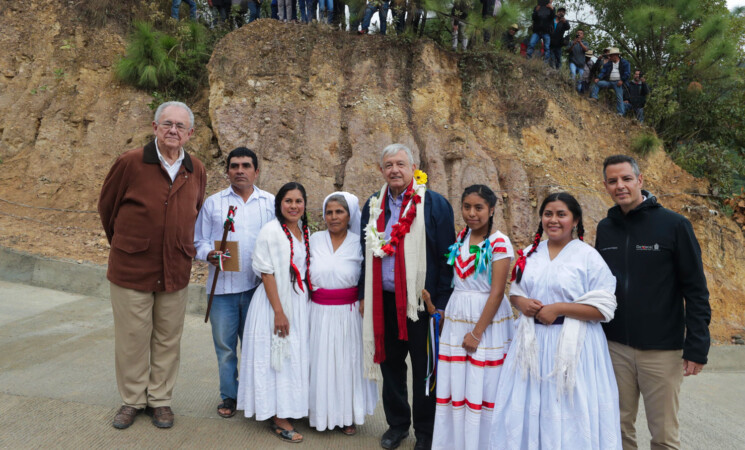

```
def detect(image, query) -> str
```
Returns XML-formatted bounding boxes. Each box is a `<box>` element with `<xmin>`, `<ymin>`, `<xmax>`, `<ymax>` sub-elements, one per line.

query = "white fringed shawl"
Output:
<box><xmin>252</xmin><ymin>219</ymin><xmax>300</xmax><ymax>372</ymax></box>
<box><xmin>362</xmin><ymin>184</ymin><xmax>428</xmax><ymax>381</ymax></box>
<box><xmin>512</xmin><ymin>289</ymin><xmax>616</xmax><ymax>398</ymax></box>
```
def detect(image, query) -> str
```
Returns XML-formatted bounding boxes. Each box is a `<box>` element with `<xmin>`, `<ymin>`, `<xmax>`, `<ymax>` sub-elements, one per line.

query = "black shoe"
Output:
<box><xmin>414</xmin><ymin>436</ymin><xmax>432</xmax><ymax>450</ymax></box>
<box><xmin>380</xmin><ymin>428</ymin><xmax>409</xmax><ymax>449</ymax></box>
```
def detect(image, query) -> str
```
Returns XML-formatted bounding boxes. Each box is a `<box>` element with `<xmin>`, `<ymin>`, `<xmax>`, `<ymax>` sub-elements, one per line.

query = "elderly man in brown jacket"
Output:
<box><xmin>98</xmin><ymin>101</ymin><xmax>206</xmax><ymax>430</ymax></box>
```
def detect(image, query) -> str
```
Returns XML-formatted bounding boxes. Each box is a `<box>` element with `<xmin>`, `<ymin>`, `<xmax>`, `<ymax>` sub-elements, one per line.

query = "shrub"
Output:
<box><xmin>115</xmin><ymin>22</ymin><xmax>178</xmax><ymax>90</ymax></box>
<box><xmin>115</xmin><ymin>20</ymin><xmax>212</xmax><ymax>99</ymax></box>
<box><xmin>669</xmin><ymin>141</ymin><xmax>745</xmax><ymax>196</ymax></box>
<box><xmin>630</xmin><ymin>132</ymin><xmax>662</xmax><ymax>157</ymax></box>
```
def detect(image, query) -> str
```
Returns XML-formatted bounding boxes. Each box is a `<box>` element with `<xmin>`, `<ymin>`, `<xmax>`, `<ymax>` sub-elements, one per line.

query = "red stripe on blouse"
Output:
<box><xmin>438</xmin><ymin>354</ymin><xmax>506</xmax><ymax>367</ymax></box>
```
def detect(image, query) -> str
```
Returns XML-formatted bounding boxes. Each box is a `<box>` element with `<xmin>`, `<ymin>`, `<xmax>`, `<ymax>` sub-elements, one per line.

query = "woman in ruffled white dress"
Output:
<box><xmin>433</xmin><ymin>185</ymin><xmax>515</xmax><ymax>450</ymax></box>
<box><xmin>489</xmin><ymin>192</ymin><xmax>621</xmax><ymax>450</ymax></box>
<box><xmin>237</xmin><ymin>182</ymin><xmax>314</xmax><ymax>444</ymax></box>
<box><xmin>308</xmin><ymin>192</ymin><xmax>378</xmax><ymax>435</ymax></box>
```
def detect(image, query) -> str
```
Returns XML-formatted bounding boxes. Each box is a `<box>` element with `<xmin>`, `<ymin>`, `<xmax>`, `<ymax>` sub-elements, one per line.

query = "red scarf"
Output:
<box><xmin>372</xmin><ymin>182</ymin><xmax>419</xmax><ymax>364</ymax></box>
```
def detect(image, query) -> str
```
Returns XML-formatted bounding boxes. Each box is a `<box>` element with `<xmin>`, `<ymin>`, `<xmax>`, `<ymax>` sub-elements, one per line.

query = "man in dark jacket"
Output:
<box><xmin>623</xmin><ymin>69</ymin><xmax>650</xmax><ymax>123</ymax></box>
<box><xmin>596</xmin><ymin>154</ymin><xmax>710</xmax><ymax>450</ymax></box>
<box><xmin>566</xmin><ymin>29</ymin><xmax>588</xmax><ymax>92</ymax></box>
<box><xmin>590</xmin><ymin>47</ymin><xmax>631</xmax><ymax>115</ymax></box>
<box><xmin>527</xmin><ymin>0</ymin><xmax>555</xmax><ymax>63</ymax></box>
<box><xmin>359</xmin><ymin>144</ymin><xmax>455</xmax><ymax>450</ymax></box>
<box><xmin>548</xmin><ymin>6</ymin><xmax>570</xmax><ymax>69</ymax></box>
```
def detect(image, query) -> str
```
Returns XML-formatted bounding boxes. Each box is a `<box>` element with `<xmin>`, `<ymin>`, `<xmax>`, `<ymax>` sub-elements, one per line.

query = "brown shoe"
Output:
<box><xmin>146</xmin><ymin>406</ymin><xmax>174</xmax><ymax>428</ymax></box>
<box><xmin>112</xmin><ymin>405</ymin><xmax>141</xmax><ymax>429</ymax></box>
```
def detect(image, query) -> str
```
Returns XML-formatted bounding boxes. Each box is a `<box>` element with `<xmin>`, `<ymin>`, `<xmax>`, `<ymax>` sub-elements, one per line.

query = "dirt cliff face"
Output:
<box><xmin>0</xmin><ymin>0</ymin><xmax>214</xmax><ymax>266</ymax></box>
<box><xmin>0</xmin><ymin>5</ymin><xmax>742</xmax><ymax>342</ymax></box>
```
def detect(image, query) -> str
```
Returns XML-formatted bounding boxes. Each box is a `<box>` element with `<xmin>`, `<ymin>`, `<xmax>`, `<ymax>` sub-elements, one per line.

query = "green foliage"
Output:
<box><xmin>577</xmin><ymin>0</ymin><xmax>745</xmax><ymax>198</ymax></box>
<box><xmin>669</xmin><ymin>141</ymin><xmax>745</xmax><ymax>196</ymax></box>
<box><xmin>115</xmin><ymin>20</ymin><xmax>212</xmax><ymax>99</ymax></box>
<box><xmin>631</xmin><ymin>132</ymin><xmax>662</xmax><ymax>156</ymax></box>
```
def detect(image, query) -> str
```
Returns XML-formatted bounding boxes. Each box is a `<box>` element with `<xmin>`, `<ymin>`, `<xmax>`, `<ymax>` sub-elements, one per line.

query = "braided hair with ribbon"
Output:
<box><xmin>511</xmin><ymin>192</ymin><xmax>585</xmax><ymax>283</ymax></box>
<box><xmin>275</xmin><ymin>182</ymin><xmax>313</xmax><ymax>293</ymax></box>
<box><xmin>446</xmin><ymin>185</ymin><xmax>498</xmax><ymax>279</ymax></box>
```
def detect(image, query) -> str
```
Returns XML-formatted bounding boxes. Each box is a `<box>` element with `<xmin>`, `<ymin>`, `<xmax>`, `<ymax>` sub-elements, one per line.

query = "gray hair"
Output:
<box><xmin>324</xmin><ymin>194</ymin><xmax>350</xmax><ymax>214</ymax></box>
<box><xmin>602</xmin><ymin>154</ymin><xmax>641</xmax><ymax>180</ymax></box>
<box><xmin>380</xmin><ymin>143</ymin><xmax>415</xmax><ymax>168</ymax></box>
<box><xmin>154</xmin><ymin>101</ymin><xmax>195</xmax><ymax>129</ymax></box>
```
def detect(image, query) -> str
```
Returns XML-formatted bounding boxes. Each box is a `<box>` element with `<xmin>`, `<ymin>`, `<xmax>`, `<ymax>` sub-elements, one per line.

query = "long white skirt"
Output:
<box><xmin>308</xmin><ymin>301</ymin><xmax>378</xmax><ymax>431</ymax></box>
<box><xmin>488</xmin><ymin>321</ymin><xmax>622</xmax><ymax>449</ymax></box>
<box><xmin>237</xmin><ymin>282</ymin><xmax>310</xmax><ymax>421</ymax></box>
<box><xmin>433</xmin><ymin>289</ymin><xmax>515</xmax><ymax>450</ymax></box>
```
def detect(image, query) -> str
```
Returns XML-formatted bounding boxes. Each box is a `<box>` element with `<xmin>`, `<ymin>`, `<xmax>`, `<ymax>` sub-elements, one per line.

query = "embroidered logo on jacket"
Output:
<box><xmin>636</xmin><ymin>243</ymin><xmax>660</xmax><ymax>251</ymax></box>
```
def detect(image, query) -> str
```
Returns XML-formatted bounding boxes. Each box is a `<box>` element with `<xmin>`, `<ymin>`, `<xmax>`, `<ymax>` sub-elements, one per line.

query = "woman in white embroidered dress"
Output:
<box><xmin>433</xmin><ymin>185</ymin><xmax>515</xmax><ymax>450</ymax></box>
<box><xmin>308</xmin><ymin>192</ymin><xmax>378</xmax><ymax>435</ymax></box>
<box><xmin>489</xmin><ymin>192</ymin><xmax>621</xmax><ymax>449</ymax></box>
<box><xmin>237</xmin><ymin>182</ymin><xmax>313</xmax><ymax>443</ymax></box>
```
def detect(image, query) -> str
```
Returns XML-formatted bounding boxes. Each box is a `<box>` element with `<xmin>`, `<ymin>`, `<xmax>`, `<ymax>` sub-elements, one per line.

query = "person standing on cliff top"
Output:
<box><xmin>194</xmin><ymin>147</ymin><xmax>275</xmax><ymax>419</ymax></box>
<box><xmin>359</xmin><ymin>143</ymin><xmax>455</xmax><ymax>450</ymax></box>
<box><xmin>99</xmin><ymin>101</ymin><xmax>206</xmax><ymax>430</ymax></box>
<box><xmin>527</xmin><ymin>0</ymin><xmax>555</xmax><ymax>63</ymax></box>
<box><xmin>596</xmin><ymin>154</ymin><xmax>710</xmax><ymax>450</ymax></box>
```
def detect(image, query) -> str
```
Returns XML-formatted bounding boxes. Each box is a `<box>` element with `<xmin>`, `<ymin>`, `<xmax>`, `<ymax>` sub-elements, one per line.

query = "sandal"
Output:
<box><xmin>217</xmin><ymin>398</ymin><xmax>236</xmax><ymax>418</ymax></box>
<box><xmin>340</xmin><ymin>425</ymin><xmax>357</xmax><ymax>436</ymax></box>
<box><xmin>270</xmin><ymin>421</ymin><xmax>304</xmax><ymax>443</ymax></box>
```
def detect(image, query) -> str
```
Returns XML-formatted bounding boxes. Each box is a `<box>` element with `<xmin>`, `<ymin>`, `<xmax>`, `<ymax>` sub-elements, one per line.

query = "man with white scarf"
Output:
<box><xmin>358</xmin><ymin>143</ymin><xmax>455</xmax><ymax>450</ymax></box>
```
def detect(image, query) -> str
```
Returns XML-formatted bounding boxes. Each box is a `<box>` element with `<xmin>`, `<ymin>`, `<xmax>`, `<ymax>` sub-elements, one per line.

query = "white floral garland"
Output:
<box><xmin>366</xmin><ymin>181</ymin><xmax>427</xmax><ymax>258</ymax></box>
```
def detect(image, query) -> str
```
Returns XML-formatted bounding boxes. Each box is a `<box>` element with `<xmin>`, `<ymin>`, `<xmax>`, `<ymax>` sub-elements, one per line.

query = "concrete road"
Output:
<box><xmin>0</xmin><ymin>280</ymin><xmax>744</xmax><ymax>449</ymax></box>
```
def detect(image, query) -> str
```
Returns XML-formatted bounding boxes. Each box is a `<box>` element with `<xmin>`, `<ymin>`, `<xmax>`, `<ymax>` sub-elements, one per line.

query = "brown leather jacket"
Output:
<box><xmin>98</xmin><ymin>140</ymin><xmax>206</xmax><ymax>292</ymax></box>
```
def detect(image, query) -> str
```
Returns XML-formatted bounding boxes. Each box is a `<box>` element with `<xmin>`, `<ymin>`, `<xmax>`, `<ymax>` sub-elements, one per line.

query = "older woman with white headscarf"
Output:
<box><xmin>308</xmin><ymin>192</ymin><xmax>378</xmax><ymax>435</ymax></box>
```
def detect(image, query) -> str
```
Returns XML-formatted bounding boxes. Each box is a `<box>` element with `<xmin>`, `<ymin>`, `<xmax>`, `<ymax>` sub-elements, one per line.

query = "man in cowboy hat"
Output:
<box><xmin>502</xmin><ymin>23</ymin><xmax>519</xmax><ymax>53</ymax></box>
<box><xmin>590</xmin><ymin>47</ymin><xmax>631</xmax><ymax>115</ymax></box>
<box><xmin>578</xmin><ymin>49</ymin><xmax>596</xmax><ymax>94</ymax></box>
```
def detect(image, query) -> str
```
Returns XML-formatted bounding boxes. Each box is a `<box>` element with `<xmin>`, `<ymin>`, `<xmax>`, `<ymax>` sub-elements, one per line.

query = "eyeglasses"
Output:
<box><xmin>158</xmin><ymin>121</ymin><xmax>189</xmax><ymax>132</ymax></box>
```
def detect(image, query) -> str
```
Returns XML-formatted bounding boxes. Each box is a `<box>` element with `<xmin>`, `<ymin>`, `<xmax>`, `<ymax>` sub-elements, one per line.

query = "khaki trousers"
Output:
<box><xmin>608</xmin><ymin>341</ymin><xmax>684</xmax><ymax>450</ymax></box>
<box><xmin>110</xmin><ymin>283</ymin><xmax>188</xmax><ymax>408</ymax></box>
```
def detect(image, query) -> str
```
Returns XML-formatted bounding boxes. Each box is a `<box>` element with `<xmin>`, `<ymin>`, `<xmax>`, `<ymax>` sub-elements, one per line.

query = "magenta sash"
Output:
<box><xmin>311</xmin><ymin>287</ymin><xmax>359</xmax><ymax>305</ymax></box>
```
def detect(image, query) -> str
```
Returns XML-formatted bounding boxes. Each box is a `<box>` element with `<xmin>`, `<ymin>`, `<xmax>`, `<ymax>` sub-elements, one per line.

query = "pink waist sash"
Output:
<box><xmin>311</xmin><ymin>287</ymin><xmax>359</xmax><ymax>305</ymax></box>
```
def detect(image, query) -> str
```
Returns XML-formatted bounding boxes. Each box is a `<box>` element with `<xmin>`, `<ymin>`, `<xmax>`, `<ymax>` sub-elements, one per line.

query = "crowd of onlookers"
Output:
<box><xmin>171</xmin><ymin>0</ymin><xmax>650</xmax><ymax>122</ymax></box>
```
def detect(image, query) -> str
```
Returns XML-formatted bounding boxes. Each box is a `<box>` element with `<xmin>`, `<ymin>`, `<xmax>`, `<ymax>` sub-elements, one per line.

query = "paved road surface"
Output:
<box><xmin>1</xmin><ymin>280</ymin><xmax>743</xmax><ymax>449</ymax></box>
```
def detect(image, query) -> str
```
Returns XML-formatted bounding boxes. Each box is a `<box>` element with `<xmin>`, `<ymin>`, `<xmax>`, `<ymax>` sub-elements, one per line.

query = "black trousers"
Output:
<box><xmin>380</xmin><ymin>290</ymin><xmax>435</xmax><ymax>439</ymax></box>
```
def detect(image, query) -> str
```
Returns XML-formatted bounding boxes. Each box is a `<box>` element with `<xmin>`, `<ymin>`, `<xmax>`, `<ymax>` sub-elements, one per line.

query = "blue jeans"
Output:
<box><xmin>591</xmin><ymin>80</ymin><xmax>625</xmax><ymax>115</ymax></box>
<box><xmin>527</xmin><ymin>33</ymin><xmax>550</xmax><ymax>63</ymax></box>
<box><xmin>246</xmin><ymin>0</ymin><xmax>260</xmax><ymax>23</ymax></box>
<box><xmin>209</xmin><ymin>288</ymin><xmax>256</xmax><ymax>400</ymax></box>
<box><xmin>569</xmin><ymin>62</ymin><xmax>584</xmax><ymax>91</ymax></box>
<box><xmin>624</xmin><ymin>103</ymin><xmax>645</xmax><ymax>122</ymax></box>
<box><xmin>548</xmin><ymin>46</ymin><xmax>562</xmax><ymax>69</ymax></box>
<box><xmin>318</xmin><ymin>0</ymin><xmax>333</xmax><ymax>23</ymax></box>
<box><xmin>299</xmin><ymin>0</ymin><xmax>315</xmax><ymax>22</ymax></box>
<box><xmin>171</xmin><ymin>0</ymin><xmax>197</xmax><ymax>19</ymax></box>
<box><xmin>361</xmin><ymin>2</ymin><xmax>389</xmax><ymax>34</ymax></box>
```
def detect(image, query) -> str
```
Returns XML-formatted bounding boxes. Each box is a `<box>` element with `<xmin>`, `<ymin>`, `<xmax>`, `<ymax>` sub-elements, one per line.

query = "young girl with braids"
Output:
<box><xmin>488</xmin><ymin>192</ymin><xmax>622</xmax><ymax>450</ymax></box>
<box><xmin>433</xmin><ymin>185</ymin><xmax>516</xmax><ymax>450</ymax></box>
<box><xmin>237</xmin><ymin>182</ymin><xmax>313</xmax><ymax>443</ymax></box>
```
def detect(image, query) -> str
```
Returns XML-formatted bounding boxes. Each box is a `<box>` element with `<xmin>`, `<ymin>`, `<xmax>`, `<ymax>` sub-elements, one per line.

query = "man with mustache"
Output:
<box><xmin>194</xmin><ymin>147</ymin><xmax>275</xmax><ymax>419</ymax></box>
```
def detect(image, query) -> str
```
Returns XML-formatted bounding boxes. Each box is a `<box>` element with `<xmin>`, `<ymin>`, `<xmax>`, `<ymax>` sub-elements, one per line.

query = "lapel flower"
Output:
<box><xmin>414</xmin><ymin>169</ymin><xmax>428</xmax><ymax>185</ymax></box>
